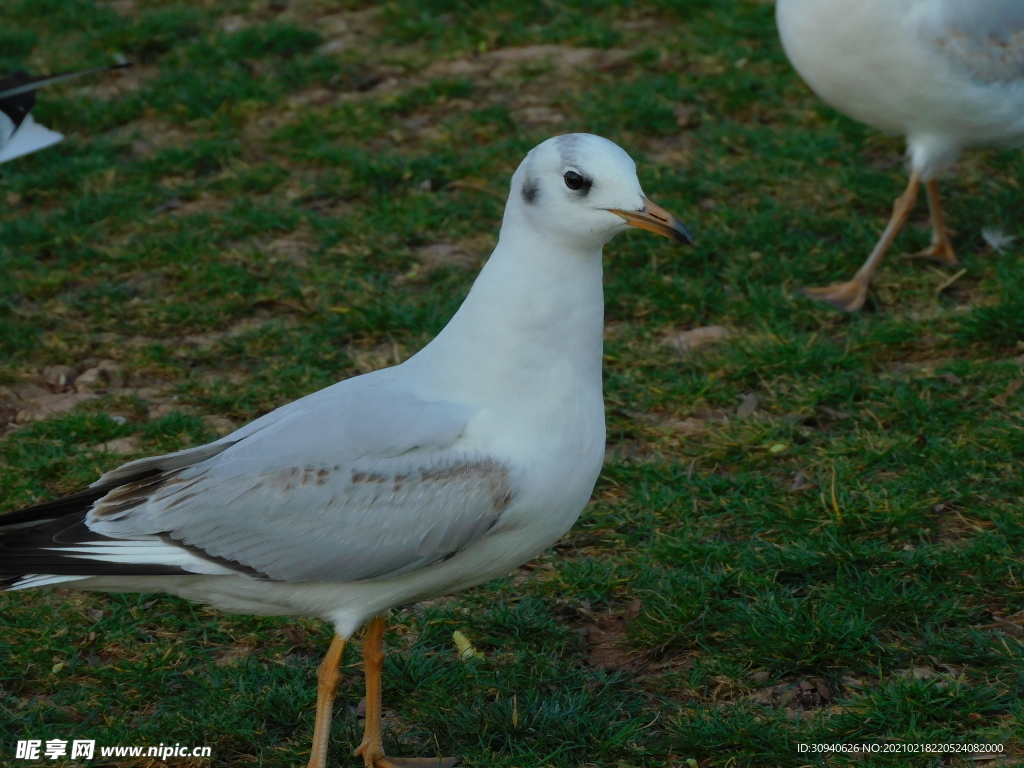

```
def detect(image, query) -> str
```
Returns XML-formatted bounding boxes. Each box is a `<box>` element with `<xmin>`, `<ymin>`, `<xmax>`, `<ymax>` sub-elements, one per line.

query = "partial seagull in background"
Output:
<box><xmin>0</xmin><ymin>134</ymin><xmax>692</xmax><ymax>768</ymax></box>
<box><xmin>0</xmin><ymin>62</ymin><xmax>131</xmax><ymax>164</ymax></box>
<box><xmin>776</xmin><ymin>0</ymin><xmax>1024</xmax><ymax>311</ymax></box>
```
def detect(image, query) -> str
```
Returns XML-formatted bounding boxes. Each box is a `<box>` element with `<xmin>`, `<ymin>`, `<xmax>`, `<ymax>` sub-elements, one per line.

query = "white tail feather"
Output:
<box><xmin>5</xmin><ymin>574</ymin><xmax>92</xmax><ymax>591</ymax></box>
<box><xmin>47</xmin><ymin>540</ymin><xmax>238</xmax><ymax>575</ymax></box>
<box><xmin>0</xmin><ymin>113</ymin><xmax>63</xmax><ymax>163</ymax></box>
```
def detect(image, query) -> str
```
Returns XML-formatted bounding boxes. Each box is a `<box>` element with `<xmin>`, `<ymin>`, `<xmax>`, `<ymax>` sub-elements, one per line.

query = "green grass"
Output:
<box><xmin>2</xmin><ymin>1</ymin><xmax>1024</xmax><ymax>766</ymax></box>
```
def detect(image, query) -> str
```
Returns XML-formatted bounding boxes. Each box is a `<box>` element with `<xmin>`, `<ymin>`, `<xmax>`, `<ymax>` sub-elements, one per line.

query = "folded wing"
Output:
<box><xmin>1</xmin><ymin>377</ymin><xmax>515</xmax><ymax>587</ymax></box>
<box><xmin>921</xmin><ymin>0</ymin><xmax>1024</xmax><ymax>83</ymax></box>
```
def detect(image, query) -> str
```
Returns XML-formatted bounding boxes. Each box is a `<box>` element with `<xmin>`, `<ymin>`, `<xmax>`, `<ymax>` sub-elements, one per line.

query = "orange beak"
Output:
<box><xmin>608</xmin><ymin>197</ymin><xmax>693</xmax><ymax>245</ymax></box>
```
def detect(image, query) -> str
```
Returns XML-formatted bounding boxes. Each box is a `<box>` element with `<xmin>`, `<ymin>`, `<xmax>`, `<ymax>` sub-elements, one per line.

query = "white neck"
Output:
<box><xmin>408</xmin><ymin>206</ymin><xmax>606</xmax><ymax>410</ymax></box>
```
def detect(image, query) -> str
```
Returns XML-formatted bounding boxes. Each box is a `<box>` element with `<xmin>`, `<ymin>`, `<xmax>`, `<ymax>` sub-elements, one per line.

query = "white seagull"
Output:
<box><xmin>776</xmin><ymin>0</ymin><xmax>1024</xmax><ymax>311</ymax></box>
<box><xmin>0</xmin><ymin>63</ymin><xmax>131</xmax><ymax>164</ymax></box>
<box><xmin>0</xmin><ymin>134</ymin><xmax>692</xmax><ymax>768</ymax></box>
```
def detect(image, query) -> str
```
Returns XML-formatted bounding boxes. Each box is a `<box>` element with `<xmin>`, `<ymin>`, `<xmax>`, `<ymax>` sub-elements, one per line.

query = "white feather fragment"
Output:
<box><xmin>982</xmin><ymin>227</ymin><xmax>1017</xmax><ymax>254</ymax></box>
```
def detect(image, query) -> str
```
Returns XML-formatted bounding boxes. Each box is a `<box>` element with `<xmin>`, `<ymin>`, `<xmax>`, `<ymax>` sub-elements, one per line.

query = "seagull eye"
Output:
<box><xmin>563</xmin><ymin>171</ymin><xmax>585</xmax><ymax>190</ymax></box>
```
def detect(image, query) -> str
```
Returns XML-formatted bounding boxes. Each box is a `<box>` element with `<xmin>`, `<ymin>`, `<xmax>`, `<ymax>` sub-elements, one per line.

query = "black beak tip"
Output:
<box><xmin>674</xmin><ymin>223</ymin><xmax>695</xmax><ymax>246</ymax></box>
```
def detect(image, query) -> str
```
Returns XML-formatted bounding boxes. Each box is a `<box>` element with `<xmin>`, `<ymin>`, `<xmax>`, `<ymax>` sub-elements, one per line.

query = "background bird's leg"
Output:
<box><xmin>803</xmin><ymin>169</ymin><xmax>922</xmax><ymax>312</ymax></box>
<box><xmin>355</xmin><ymin>617</ymin><xmax>459</xmax><ymax>768</ymax></box>
<box><xmin>903</xmin><ymin>180</ymin><xmax>958</xmax><ymax>265</ymax></box>
<box><xmin>306</xmin><ymin>633</ymin><xmax>346</xmax><ymax>768</ymax></box>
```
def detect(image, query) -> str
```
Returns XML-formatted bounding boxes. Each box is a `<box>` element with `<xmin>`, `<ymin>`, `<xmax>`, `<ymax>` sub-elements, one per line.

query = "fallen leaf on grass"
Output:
<box><xmin>736</xmin><ymin>393</ymin><xmax>760</xmax><ymax>418</ymax></box>
<box><xmin>624</xmin><ymin>598</ymin><xmax>642</xmax><ymax>621</ymax></box>
<box><xmin>819</xmin><ymin>406</ymin><xmax>852</xmax><ymax>420</ymax></box>
<box><xmin>787</xmin><ymin>471</ymin><xmax>816</xmax><ymax>492</ymax></box>
<box><xmin>992</xmin><ymin>379</ymin><xmax>1022</xmax><ymax>407</ymax></box>
<box><xmin>452</xmin><ymin>630</ymin><xmax>483</xmax><ymax>661</ymax></box>
<box><xmin>43</xmin><ymin>365</ymin><xmax>78</xmax><ymax>392</ymax></box>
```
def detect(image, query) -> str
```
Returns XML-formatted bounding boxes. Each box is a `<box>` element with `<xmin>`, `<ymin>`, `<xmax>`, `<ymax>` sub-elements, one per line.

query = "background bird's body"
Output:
<box><xmin>0</xmin><ymin>64</ymin><xmax>130</xmax><ymax>164</ymax></box>
<box><xmin>0</xmin><ymin>112</ymin><xmax>64</xmax><ymax>164</ymax></box>
<box><xmin>777</xmin><ymin>0</ymin><xmax>1024</xmax><ymax>309</ymax></box>
<box><xmin>778</xmin><ymin>0</ymin><xmax>1024</xmax><ymax>174</ymax></box>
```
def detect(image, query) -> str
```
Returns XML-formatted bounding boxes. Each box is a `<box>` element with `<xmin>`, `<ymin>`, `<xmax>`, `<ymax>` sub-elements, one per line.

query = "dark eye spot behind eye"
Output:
<box><xmin>521</xmin><ymin>176</ymin><xmax>539</xmax><ymax>205</ymax></box>
<box><xmin>563</xmin><ymin>170</ymin><xmax>592</xmax><ymax>195</ymax></box>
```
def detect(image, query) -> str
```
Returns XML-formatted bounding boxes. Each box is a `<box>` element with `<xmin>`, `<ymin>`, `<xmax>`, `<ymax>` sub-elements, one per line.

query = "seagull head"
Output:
<box><xmin>507</xmin><ymin>133</ymin><xmax>693</xmax><ymax>251</ymax></box>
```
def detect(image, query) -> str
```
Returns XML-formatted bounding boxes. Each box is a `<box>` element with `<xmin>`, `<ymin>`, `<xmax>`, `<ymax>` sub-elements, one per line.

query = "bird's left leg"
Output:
<box><xmin>354</xmin><ymin>617</ymin><xmax>460</xmax><ymax>768</ymax></box>
<box><xmin>904</xmin><ymin>180</ymin><xmax>958</xmax><ymax>265</ymax></box>
<box><xmin>803</xmin><ymin>169</ymin><xmax>922</xmax><ymax>311</ymax></box>
<box><xmin>306</xmin><ymin>633</ymin><xmax>346</xmax><ymax>768</ymax></box>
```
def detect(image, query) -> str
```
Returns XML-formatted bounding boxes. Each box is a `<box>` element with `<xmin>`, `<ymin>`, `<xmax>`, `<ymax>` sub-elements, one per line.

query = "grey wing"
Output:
<box><xmin>920</xmin><ymin>0</ymin><xmax>1024</xmax><ymax>83</ymax></box>
<box><xmin>84</xmin><ymin>384</ymin><xmax>515</xmax><ymax>583</ymax></box>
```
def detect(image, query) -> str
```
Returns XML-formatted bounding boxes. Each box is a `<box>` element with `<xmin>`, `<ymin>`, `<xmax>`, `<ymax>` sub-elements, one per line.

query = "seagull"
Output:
<box><xmin>0</xmin><ymin>134</ymin><xmax>692</xmax><ymax>768</ymax></box>
<box><xmin>0</xmin><ymin>63</ymin><xmax>131</xmax><ymax>164</ymax></box>
<box><xmin>776</xmin><ymin>0</ymin><xmax>1024</xmax><ymax>311</ymax></box>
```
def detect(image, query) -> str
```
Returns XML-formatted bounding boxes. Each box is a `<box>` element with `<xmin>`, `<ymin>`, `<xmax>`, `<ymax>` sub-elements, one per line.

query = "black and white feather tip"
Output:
<box><xmin>0</xmin><ymin>62</ymin><xmax>131</xmax><ymax>164</ymax></box>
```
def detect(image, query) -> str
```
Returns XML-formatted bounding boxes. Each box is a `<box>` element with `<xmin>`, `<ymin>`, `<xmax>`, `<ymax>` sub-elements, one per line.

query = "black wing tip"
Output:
<box><xmin>0</xmin><ymin>62</ymin><xmax>135</xmax><ymax>101</ymax></box>
<box><xmin>0</xmin><ymin>468</ymin><xmax>162</xmax><ymax>531</ymax></box>
<box><xmin>0</xmin><ymin>488</ymin><xmax>109</xmax><ymax>530</ymax></box>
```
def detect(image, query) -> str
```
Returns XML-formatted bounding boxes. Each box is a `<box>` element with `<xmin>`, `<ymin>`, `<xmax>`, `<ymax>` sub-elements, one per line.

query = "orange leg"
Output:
<box><xmin>803</xmin><ymin>169</ymin><xmax>922</xmax><ymax>312</ymax></box>
<box><xmin>306</xmin><ymin>633</ymin><xmax>346</xmax><ymax>768</ymax></box>
<box><xmin>354</xmin><ymin>617</ymin><xmax>460</xmax><ymax>768</ymax></box>
<box><xmin>903</xmin><ymin>179</ymin><xmax>959</xmax><ymax>265</ymax></box>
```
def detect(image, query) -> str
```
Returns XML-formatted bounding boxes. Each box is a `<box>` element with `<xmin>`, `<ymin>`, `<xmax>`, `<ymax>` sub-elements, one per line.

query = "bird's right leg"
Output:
<box><xmin>904</xmin><ymin>180</ymin><xmax>958</xmax><ymax>265</ymax></box>
<box><xmin>354</xmin><ymin>617</ymin><xmax>460</xmax><ymax>768</ymax></box>
<box><xmin>803</xmin><ymin>169</ymin><xmax>922</xmax><ymax>312</ymax></box>
<box><xmin>306</xmin><ymin>633</ymin><xmax>346</xmax><ymax>768</ymax></box>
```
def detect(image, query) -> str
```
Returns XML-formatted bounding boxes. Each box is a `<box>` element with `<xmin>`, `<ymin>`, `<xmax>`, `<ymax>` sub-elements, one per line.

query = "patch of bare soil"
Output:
<box><xmin>211</xmin><ymin>641</ymin><xmax>255</xmax><ymax>667</ymax></box>
<box><xmin>111</xmin><ymin>118</ymin><xmax>197</xmax><ymax>158</ymax></box>
<box><xmin>1</xmin><ymin>380</ymin><xmax>98</xmax><ymax>427</ymax></box>
<box><xmin>931</xmin><ymin>503</ymin><xmax>995</xmax><ymax>546</ymax></box>
<box><xmin>280</xmin><ymin>4</ymin><xmax>381</xmax><ymax>54</ymax></box>
<box><xmin>579</xmin><ymin>618</ymin><xmax>630</xmax><ymax>670</ymax></box>
<box><xmin>626</xmin><ymin>408</ymin><xmax>731</xmax><ymax>439</ymax></box>
<box><xmin>256</xmin><ymin>224</ymin><xmax>319</xmax><ymax>267</ymax></box>
<box><xmin>577</xmin><ymin>599</ymin><xmax>645</xmax><ymax>672</ymax></box>
<box><xmin>661</xmin><ymin>325</ymin><xmax>732</xmax><ymax>355</ymax></box>
<box><xmin>91</xmin><ymin>436</ymin><xmax>143</xmax><ymax>456</ymax></box>
<box><xmin>73</xmin><ymin>64</ymin><xmax>159</xmax><ymax>102</ymax></box>
<box><xmin>643</xmin><ymin>134</ymin><xmax>699</xmax><ymax>167</ymax></box>
<box><xmin>395</xmin><ymin>233</ymin><xmax>497</xmax><ymax>283</ymax></box>
<box><xmin>157</xmin><ymin>193</ymin><xmax>234</xmax><ymax>218</ymax></box>
<box><xmin>423</xmin><ymin>45</ymin><xmax>631</xmax><ymax>83</ymax></box>
<box><xmin>96</xmin><ymin>0</ymin><xmax>136</xmax><ymax>17</ymax></box>
<box><xmin>345</xmin><ymin>339</ymin><xmax>409</xmax><ymax>374</ymax></box>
